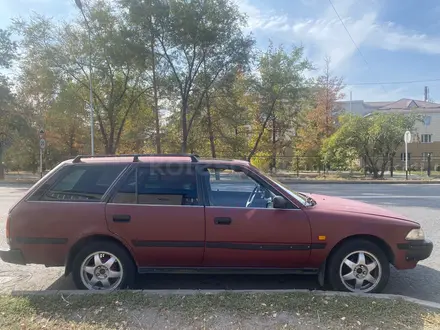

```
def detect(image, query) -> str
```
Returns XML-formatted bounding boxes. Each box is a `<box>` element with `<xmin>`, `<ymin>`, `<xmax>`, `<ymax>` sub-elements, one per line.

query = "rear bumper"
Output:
<box><xmin>0</xmin><ymin>249</ymin><xmax>26</xmax><ymax>265</ymax></box>
<box><xmin>397</xmin><ymin>240</ymin><xmax>433</xmax><ymax>261</ymax></box>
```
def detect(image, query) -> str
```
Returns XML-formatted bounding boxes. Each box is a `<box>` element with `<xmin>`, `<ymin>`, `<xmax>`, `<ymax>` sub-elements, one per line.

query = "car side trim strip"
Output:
<box><xmin>15</xmin><ymin>237</ymin><xmax>68</xmax><ymax>245</ymax></box>
<box><xmin>206</xmin><ymin>242</ymin><xmax>326</xmax><ymax>251</ymax></box>
<box><xmin>132</xmin><ymin>240</ymin><xmax>205</xmax><ymax>248</ymax></box>
<box><xmin>137</xmin><ymin>266</ymin><xmax>319</xmax><ymax>275</ymax></box>
<box><xmin>132</xmin><ymin>241</ymin><xmax>326</xmax><ymax>250</ymax></box>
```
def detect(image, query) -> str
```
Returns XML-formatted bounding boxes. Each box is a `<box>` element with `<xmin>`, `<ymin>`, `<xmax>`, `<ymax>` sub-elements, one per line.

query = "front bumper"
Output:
<box><xmin>0</xmin><ymin>249</ymin><xmax>26</xmax><ymax>265</ymax></box>
<box><xmin>397</xmin><ymin>240</ymin><xmax>434</xmax><ymax>261</ymax></box>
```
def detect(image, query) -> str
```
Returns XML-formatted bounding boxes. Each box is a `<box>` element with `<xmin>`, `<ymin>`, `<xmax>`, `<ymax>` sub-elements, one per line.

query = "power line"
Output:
<box><xmin>328</xmin><ymin>0</ymin><xmax>387</xmax><ymax>94</ymax></box>
<box><xmin>347</xmin><ymin>78</ymin><xmax>440</xmax><ymax>86</ymax></box>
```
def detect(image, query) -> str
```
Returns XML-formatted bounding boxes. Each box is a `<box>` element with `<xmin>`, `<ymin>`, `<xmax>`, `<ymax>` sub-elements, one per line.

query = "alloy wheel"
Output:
<box><xmin>339</xmin><ymin>250</ymin><xmax>382</xmax><ymax>293</ymax></box>
<box><xmin>80</xmin><ymin>251</ymin><xmax>124</xmax><ymax>290</ymax></box>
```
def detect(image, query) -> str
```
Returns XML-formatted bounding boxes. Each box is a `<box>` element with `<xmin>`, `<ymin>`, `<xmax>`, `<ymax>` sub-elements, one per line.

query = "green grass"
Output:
<box><xmin>1</xmin><ymin>292</ymin><xmax>439</xmax><ymax>329</ymax></box>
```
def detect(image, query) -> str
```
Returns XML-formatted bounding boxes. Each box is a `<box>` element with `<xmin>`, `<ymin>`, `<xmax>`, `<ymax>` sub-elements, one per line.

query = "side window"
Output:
<box><xmin>36</xmin><ymin>164</ymin><xmax>126</xmax><ymax>202</ymax></box>
<box><xmin>111</xmin><ymin>165</ymin><xmax>199</xmax><ymax>206</ymax></box>
<box><xmin>205</xmin><ymin>167</ymin><xmax>278</xmax><ymax>208</ymax></box>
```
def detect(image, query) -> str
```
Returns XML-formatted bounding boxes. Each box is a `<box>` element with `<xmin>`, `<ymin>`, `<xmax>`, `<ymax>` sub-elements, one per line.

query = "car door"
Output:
<box><xmin>201</xmin><ymin>164</ymin><xmax>312</xmax><ymax>269</ymax></box>
<box><xmin>106</xmin><ymin>163</ymin><xmax>205</xmax><ymax>269</ymax></box>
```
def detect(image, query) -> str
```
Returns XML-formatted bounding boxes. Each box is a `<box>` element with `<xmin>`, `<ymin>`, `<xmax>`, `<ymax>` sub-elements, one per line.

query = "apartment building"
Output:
<box><xmin>337</xmin><ymin>98</ymin><xmax>440</xmax><ymax>170</ymax></box>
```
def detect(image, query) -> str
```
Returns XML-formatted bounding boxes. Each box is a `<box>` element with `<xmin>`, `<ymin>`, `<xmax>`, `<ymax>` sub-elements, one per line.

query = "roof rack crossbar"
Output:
<box><xmin>72</xmin><ymin>153</ymin><xmax>199</xmax><ymax>164</ymax></box>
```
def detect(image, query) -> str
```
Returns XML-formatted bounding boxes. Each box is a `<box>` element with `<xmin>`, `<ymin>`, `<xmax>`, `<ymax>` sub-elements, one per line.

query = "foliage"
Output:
<box><xmin>0</xmin><ymin>29</ymin><xmax>18</xmax><ymax>178</ymax></box>
<box><xmin>322</xmin><ymin>113</ymin><xmax>421</xmax><ymax>178</ymax></box>
<box><xmin>247</xmin><ymin>42</ymin><xmax>312</xmax><ymax>166</ymax></box>
<box><xmin>0</xmin><ymin>0</ymin><xmax>424</xmax><ymax>177</ymax></box>
<box><xmin>153</xmin><ymin>0</ymin><xmax>254</xmax><ymax>153</ymax></box>
<box><xmin>296</xmin><ymin>57</ymin><xmax>344</xmax><ymax>162</ymax></box>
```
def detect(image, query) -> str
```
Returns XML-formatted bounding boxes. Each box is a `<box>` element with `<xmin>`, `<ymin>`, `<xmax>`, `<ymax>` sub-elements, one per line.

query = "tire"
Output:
<box><xmin>327</xmin><ymin>239</ymin><xmax>390</xmax><ymax>293</ymax></box>
<box><xmin>71</xmin><ymin>241</ymin><xmax>136</xmax><ymax>291</ymax></box>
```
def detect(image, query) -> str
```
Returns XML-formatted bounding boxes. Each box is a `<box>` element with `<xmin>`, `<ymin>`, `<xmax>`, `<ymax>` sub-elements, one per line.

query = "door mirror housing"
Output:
<box><xmin>273</xmin><ymin>196</ymin><xmax>288</xmax><ymax>209</ymax></box>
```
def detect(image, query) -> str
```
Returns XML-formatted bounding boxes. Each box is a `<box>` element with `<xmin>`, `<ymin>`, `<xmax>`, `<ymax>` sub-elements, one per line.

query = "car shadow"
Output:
<box><xmin>45</xmin><ymin>265</ymin><xmax>440</xmax><ymax>303</ymax></box>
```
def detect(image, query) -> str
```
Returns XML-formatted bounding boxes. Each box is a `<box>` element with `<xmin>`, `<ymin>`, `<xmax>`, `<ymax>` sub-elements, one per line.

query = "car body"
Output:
<box><xmin>0</xmin><ymin>154</ymin><xmax>433</xmax><ymax>293</ymax></box>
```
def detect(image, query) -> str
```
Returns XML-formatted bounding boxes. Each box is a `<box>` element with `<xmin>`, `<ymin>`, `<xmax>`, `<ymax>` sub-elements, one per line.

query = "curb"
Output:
<box><xmin>10</xmin><ymin>289</ymin><xmax>440</xmax><ymax>310</ymax></box>
<box><xmin>275</xmin><ymin>180</ymin><xmax>440</xmax><ymax>184</ymax></box>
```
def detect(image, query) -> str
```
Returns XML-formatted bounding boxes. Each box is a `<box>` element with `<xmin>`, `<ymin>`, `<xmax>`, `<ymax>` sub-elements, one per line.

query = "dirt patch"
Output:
<box><xmin>1</xmin><ymin>291</ymin><xmax>439</xmax><ymax>329</ymax></box>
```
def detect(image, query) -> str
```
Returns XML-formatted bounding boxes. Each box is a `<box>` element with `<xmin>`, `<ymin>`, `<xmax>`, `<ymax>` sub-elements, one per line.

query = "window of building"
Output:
<box><xmin>424</xmin><ymin>116</ymin><xmax>432</xmax><ymax>126</ymax></box>
<box><xmin>421</xmin><ymin>134</ymin><xmax>432</xmax><ymax>143</ymax></box>
<box><xmin>111</xmin><ymin>166</ymin><xmax>199</xmax><ymax>206</ymax></box>
<box><xmin>38</xmin><ymin>164</ymin><xmax>126</xmax><ymax>202</ymax></box>
<box><xmin>401</xmin><ymin>153</ymin><xmax>411</xmax><ymax>161</ymax></box>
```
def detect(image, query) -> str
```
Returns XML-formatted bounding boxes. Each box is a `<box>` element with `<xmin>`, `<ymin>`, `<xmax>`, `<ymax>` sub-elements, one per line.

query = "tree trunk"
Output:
<box><xmin>151</xmin><ymin>37</ymin><xmax>161</xmax><ymax>154</ymax></box>
<box><xmin>181</xmin><ymin>99</ymin><xmax>188</xmax><ymax>154</ymax></box>
<box><xmin>206</xmin><ymin>93</ymin><xmax>216</xmax><ymax>158</ymax></box>
<box><xmin>0</xmin><ymin>145</ymin><xmax>4</xmax><ymax>180</ymax></box>
<box><xmin>271</xmin><ymin>116</ymin><xmax>276</xmax><ymax>172</ymax></box>
<box><xmin>247</xmin><ymin>111</ymin><xmax>273</xmax><ymax>162</ymax></box>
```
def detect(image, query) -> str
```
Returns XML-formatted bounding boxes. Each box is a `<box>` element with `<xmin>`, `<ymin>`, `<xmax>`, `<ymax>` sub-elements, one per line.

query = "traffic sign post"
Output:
<box><xmin>404</xmin><ymin>131</ymin><xmax>411</xmax><ymax>180</ymax></box>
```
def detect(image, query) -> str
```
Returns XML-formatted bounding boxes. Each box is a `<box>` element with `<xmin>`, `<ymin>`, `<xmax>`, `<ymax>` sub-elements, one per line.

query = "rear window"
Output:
<box><xmin>29</xmin><ymin>164</ymin><xmax>126</xmax><ymax>202</ymax></box>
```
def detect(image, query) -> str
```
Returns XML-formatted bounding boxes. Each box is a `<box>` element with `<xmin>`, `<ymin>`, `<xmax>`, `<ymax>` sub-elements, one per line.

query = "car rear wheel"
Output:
<box><xmin>71</xmin><ymin>241</ymin><xmax>135</xmax><ymax>291</ymax></box>
<box><xmin>327</xmin><ymin>239</ymin><xmax>390</xmax><ymax>293</ymax></box>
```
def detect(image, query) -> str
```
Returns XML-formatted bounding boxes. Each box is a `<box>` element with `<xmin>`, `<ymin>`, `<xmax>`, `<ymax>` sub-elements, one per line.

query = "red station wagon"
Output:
<box><xmin>0</xmin><ymin>154</ymin><xmax>433</xmax><ymax>293</ymax></box>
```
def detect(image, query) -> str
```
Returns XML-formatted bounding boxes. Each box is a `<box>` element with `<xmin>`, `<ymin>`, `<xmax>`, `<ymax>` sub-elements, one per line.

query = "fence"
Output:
<box><xmin>5</xmin><ymin>154</ymin><xmax>440</xmax><ymax>180</ymax></box>
<box><xmin>244</xmin><ymin>155</ymin><xmax>440</xmax><ymax>178</ymax></box>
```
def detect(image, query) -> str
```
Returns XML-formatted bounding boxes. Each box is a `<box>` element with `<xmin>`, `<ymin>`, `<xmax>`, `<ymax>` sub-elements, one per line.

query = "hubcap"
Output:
<box><xmin>80</xmin><ymin>251</ymin><xmax>123</xmax><ymax>290</ymax></box>
<box><xmin>339</xmin><ymin>250</ymin><xmax>382</xmax><ymax>292</ymax></box>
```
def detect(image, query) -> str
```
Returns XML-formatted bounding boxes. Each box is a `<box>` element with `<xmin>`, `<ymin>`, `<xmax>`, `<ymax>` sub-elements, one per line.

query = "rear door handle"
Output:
<box><xmin>113</xmin><ymin>214</ymin><xmax>131</xmax><ymax>223</ymax></box>
<box><xmin>214</xmin><ymin>217</ymin><xmax>232</xmax><ymax>225</ymax></box>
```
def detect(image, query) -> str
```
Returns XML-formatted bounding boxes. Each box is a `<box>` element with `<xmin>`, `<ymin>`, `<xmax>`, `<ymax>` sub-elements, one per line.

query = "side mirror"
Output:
<box><xmin>273</xmin><ymin>196</ymin><xmax>288</xmax><ymax>209</ymax></box>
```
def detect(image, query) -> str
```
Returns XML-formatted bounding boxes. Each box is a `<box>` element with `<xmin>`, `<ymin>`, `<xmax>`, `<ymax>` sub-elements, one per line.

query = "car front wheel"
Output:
<box><xmin>327</xmin><ymin>239</ymin><xmax>390</xmax><ymax>293</ymax></box>
<box><xmin>71</xmin><ymin>241</ymin><xmax>135</xmax><ymax>291</ymax></box>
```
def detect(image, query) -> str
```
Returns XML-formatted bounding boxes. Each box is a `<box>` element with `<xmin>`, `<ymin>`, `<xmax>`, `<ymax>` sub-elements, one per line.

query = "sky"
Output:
<box><xmin>1</xmin><ymin>0</ymin><xmax>440</xmax><ymax>102</ymax></box>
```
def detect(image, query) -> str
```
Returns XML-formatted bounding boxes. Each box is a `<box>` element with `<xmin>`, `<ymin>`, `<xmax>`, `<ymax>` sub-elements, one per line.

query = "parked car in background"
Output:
<box><xmin>0</xmin><ymin>154</ymin><xmax>433</xmax><ymax>292</ymax></box>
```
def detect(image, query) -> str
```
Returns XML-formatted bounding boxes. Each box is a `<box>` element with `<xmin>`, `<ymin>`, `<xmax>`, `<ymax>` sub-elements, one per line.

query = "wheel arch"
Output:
<box><xmin>64</xmin><ymin>234</ymin><xmax>136</xmax><ymax>276</ymax></box>
<box><xmin>328</xmin><ymin>234</ymin><xmax>395</xmax><ymax>265</ymax></box>
<box><xmin>318</xmin><ymin>234</ymin><xmax>395</xmax><ymax>286</ymax></box>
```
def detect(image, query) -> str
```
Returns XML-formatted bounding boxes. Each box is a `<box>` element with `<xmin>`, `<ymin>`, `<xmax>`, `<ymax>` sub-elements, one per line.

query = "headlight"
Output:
<box><xmin>405</xmin><ymin>228</ymin><xmax>425</xmax><ymax>241</ymax></box>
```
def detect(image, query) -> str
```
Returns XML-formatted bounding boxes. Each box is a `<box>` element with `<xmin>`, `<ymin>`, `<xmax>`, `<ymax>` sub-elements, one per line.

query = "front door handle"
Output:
<box><xmin>214</xmin><ymin>217</ymin><xmax>232</xmax><ymax>225</ymax></box>
<box><xmin>113</xmin><ymin>214</ymin><xmax>131</xmax><ymax>223</ymax></box>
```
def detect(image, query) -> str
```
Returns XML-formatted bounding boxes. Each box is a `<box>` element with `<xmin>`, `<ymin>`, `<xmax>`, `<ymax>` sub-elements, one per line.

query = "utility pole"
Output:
<box><xmin>75</xmin><ymin>0</ymin><xmax>94</xmax><ymax>156</ymax></box>
<box><xmin>424</xmin><ymin>86</ymin><xmax>429</xmax><ymax>102</ymax></box>
<box><xmin>39</xmin><ymin>129</ymin><xmax>46</xmax><ymax>178</ymax></box>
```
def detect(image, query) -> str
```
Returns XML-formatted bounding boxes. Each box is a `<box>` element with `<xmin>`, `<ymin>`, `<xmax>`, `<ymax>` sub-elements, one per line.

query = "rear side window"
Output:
<box><xmin>31</xmin><ymin>164</ymin><xmax>126</xmax><ymax>202</ymax></box>
<box><xmin>111</xmin><ymin>165</ymin><xmax>199</xmax><ymax>205</ymax></box>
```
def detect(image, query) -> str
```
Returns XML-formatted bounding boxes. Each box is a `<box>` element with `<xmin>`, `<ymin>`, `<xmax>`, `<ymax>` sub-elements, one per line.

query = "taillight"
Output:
<box><xmin>5</xmin><ymin>214</ymin><xmax>11</xmax><ymax>245</ymax></box>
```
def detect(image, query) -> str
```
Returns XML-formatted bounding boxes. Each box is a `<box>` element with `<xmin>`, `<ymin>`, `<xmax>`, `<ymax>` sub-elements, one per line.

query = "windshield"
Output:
<box><xmin>252</xmin><ymin>168</ymin><xmax>309</xmax><ymax>206</ymax></box>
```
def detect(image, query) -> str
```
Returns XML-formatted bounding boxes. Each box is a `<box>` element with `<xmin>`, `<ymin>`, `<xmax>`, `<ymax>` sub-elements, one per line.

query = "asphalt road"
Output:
<box><xmin>0</xmin><ymin>182</ymin><xmax>439</xmax><ymax>302</ymax></box>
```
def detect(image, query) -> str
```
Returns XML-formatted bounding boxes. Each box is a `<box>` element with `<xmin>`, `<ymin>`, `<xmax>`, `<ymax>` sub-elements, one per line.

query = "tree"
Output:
<box><xmin>296</xmin><ymin>57</ymin><xmax>344</xmax><ymax>164</ymax></box>
<box><xmin>322</xmin><ymin>113</ymin><xmax>421</xmax><ymax>178</ymax></box>
<box><xmin>119</xmin><ymin>0</ymin><xmax>172</xmax><ymax>154</ymax></box>
<box><xmin>247</xmin><ymin>42</ymin><xmax>312</xmax><ymax>165</ymax></box>
<box><xmin>14</xmin><ymin>1</ymin><xmax>152</xmax><ymax>154</ymax></box>
<box><xmin>154</xmin><ymin>0</ymin><xmax>254</xmax><ymax>153</ymax></box>
<box><xmin>0</xmin><ymin>28</ymin><xmax>17</xmax><ymax>179</ymax></box>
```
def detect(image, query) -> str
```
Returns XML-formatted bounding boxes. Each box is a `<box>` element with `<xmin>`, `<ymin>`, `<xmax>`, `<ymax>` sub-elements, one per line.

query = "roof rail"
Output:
<box><xmin>72</xmin><ymin>153</ymin><xmax>200</xmax><ymax>164</ymax></box>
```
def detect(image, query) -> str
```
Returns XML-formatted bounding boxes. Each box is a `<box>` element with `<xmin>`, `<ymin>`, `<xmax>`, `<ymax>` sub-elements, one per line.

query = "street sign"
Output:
<box><xmin>39</xmin><ymin>139</ymin><xmax>46</xmax><ymax>150</ymax></box>
<box><xmin>404</xmin><ymin>131</ymin><xmax>411</xmax><ymax>143</ymax></box>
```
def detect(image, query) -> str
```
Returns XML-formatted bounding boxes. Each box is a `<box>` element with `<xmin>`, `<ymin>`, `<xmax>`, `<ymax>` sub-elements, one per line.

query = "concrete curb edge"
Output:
<box><xmin>10</xmin><ymin>289</ymin><xmax>440</xmax><ymax>310</ymax></box>
<box><xmin>276</xmin><ymin>180</ymin><xmax>440</xmax><ymax>184</ymax></box>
